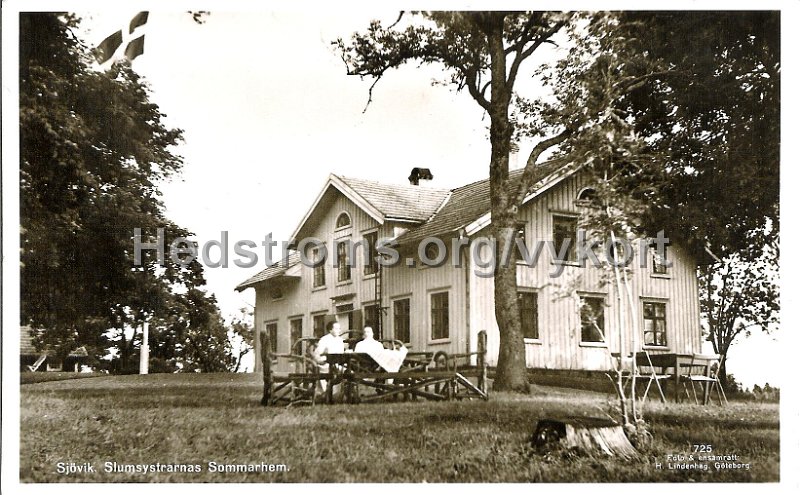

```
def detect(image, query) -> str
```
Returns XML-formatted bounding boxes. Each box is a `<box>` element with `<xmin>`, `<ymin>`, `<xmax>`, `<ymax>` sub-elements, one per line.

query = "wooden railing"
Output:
<box><xmin>259</xmin><ymin>330</ymin><xmax>489</xmax><ymax>406</ymax></box>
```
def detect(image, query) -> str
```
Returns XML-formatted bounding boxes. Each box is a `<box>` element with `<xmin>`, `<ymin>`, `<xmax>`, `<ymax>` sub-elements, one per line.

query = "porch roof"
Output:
<box><xmin>235</xmin><ymin>251</ymin><xmax>302</xmax><ymax>291</ymax></box>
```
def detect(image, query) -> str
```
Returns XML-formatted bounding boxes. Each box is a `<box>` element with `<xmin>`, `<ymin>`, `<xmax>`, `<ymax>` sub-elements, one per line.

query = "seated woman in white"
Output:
<box><xmin>354</xmin><ymin>326</ymin><xmax>384</xmax><ymax>354</ymax></box>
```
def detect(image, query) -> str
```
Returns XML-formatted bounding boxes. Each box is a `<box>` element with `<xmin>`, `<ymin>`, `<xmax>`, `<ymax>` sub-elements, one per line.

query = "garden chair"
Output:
<box><xmin>679</xmin><ymin>354</ymin><xmax>728</xmax><ymax>406</ymax></box>
<box><xmin>635</xmin><ymin>353</ymin><xmax>671</xmax><ymax>403</ymax></box>
<box><xmin>616</xmin><ymin>352</ymin><xmax>670</xmax><ymax>403</ymax></box>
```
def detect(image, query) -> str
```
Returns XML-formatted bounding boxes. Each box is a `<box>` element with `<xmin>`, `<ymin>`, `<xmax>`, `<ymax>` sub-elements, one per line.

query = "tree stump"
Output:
<box><xmin>531</xmin><ymin>417</ymin><xmax>637</xmax><ymax>459</ymax></box>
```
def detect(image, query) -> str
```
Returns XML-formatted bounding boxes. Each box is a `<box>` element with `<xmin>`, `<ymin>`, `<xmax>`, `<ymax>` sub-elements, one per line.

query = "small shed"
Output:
<box><xmin>20</xmin><ymin>326</ymin><xmax>89</xmax><ymax>372</ymax></box>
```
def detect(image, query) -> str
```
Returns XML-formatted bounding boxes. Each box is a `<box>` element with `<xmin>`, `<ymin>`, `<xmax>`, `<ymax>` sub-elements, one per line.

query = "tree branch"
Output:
<box><xmin>714</xmin><ymin>270</ymin><xmax>731</xmax><ymax>338</ymax></box>
<box><xmin>362</xmin><ymin>75</ymin><xmax>383</xmax><ymax>113</ymax></box>
<box><xmin>505</xmin><ymin>14</ymin><xmax>540</xmax><ymax>55</ymax></box>
<box><xmin>507</xmin><ymin>19</ymin><xmax>567</xmax><ymax>88</ymax></box>
<box><xmin>480</xmin><ymin>80</ymin><xmax>491</xmax><ymax>101</ymax></box>
<box><xmin>513</xmin><ymin>128</ymin><xmax>572</xmax><ymax>206</ymax></box>
<box><xmin>388</xmin><ymin>11</ymin><xmax>405</xmax><ymax>30</ymax></box>
<box><xmin>465</xmin><ymin>70</ymin><xmax>491</xmax><ymax>111</ymax></box>
<box><xmin>613</xmin><ymin>70</ymin><xmax>684</xmax><ymax>95</ymax></box>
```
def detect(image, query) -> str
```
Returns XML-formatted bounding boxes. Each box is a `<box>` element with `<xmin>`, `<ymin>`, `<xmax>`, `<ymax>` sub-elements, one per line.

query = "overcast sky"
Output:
<box><xmin>12</xmin><ymin>5</ymin><xmax>787</xmax><ymax>385</ymax></box>
<box><xmin>78</xmin><ymin>10</ymin><xmax>506</xmax><ymax>316</ymax></box>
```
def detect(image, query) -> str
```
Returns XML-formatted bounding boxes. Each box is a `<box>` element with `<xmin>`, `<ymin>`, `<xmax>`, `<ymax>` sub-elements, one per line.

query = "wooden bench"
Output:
<box><xmin>260</xmin><ymin>331</ymin><xmax>489</xmax><ymax>406</ymax></box>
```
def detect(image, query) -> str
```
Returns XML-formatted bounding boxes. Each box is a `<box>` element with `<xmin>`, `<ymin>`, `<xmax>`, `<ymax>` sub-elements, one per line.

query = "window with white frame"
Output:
<box><xmin>518</xmin><ymin>290</ymin><xmax>539</xmax><ymax>340</ymax></box>
<box><xmin>552</xmin><ymin>214</ymin><xmax>578</xmax><ymax>262</ymax></box>
<box><xmin>580</xmin><ymin>296</ymin><xmax>605</xmax><ymax>343</ymax></box>
<box><xmin>363</xmin><ymin>231</ymin><xmax>378</xmax><ymax>276</ymax></box>
<box><xmin>364</xmin><ymin>303</ymin><xmax>380</xmax><ymax>338</ymax></box>
<box><xmin>289</xmin><ymin>318</ymin><xmax>303</xmax><ymax>349</ymax></box>
<box><xmin>430</xmin><ymin>291</ymin><xmax>449</xmax><ymax>340</ymax></box>
<box><xmin>393</xmin><ymin>298</ymin><xmax>410</xmax><ymax>344</ymax></box>
<box><xmin>336</xmin><ymin>240</ymin><xmax>351</xmax><ymax>282</ymax></box>
<box><xmin>652</xmin><ymin>246</ymin><xmax>669</xmax><ymax>275</ymax></box>
<box><xmin>643</xmin><ymin>301</ymin><xmax>668</xmax><ymax>346</ymax></box>
<box><xmin>335</xmin><ymin>212</ymin><xmax>351</xmax><ymax>229</ymax></box>
<box><xmin>312</xmin><ymin>247</ymin><xmax>325</xmax><ymax>288</ymax></box>
<box><xmin>313</xmin><ymin>314</ymin><xmax>326</xmax><ymax>339</ymax></box>
<box><xmin>265</xmin><ymin>322</ymin><xmax>278</xmax><ymax>353</ymax></box>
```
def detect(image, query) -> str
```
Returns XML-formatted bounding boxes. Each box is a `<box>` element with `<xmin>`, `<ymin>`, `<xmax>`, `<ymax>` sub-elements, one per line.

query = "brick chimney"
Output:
<box><xmin>408</xmin><ymin>167</ymin><xmax>433</xmax><ymax>186</ymax></box>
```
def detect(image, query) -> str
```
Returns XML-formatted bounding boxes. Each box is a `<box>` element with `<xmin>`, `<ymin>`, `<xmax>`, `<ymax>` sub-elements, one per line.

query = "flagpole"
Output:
<box><xmin>139</xmin><ymin>320</ymin><xmax>149</xmax><ymax>374</ymax></box>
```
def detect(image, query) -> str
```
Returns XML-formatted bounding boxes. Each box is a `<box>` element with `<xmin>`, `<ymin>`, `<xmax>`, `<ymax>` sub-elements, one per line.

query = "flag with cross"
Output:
<box><xmin>94</xmin><ymin>11</ymin><xmax>148</xmax><ymax>65</ymax></box>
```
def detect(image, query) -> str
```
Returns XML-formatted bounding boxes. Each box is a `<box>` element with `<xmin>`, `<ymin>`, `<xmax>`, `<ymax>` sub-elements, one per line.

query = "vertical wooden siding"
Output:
<box><xmin>252</xmin><ymin>189</ymin><xmax>470</xmax><ymax>370</ymax></box>
<box><xmin>469</xmin><ymin>172</ymin><xmax>702</xmax><ymax>370</ymax></box>
<box><xmin>252</xmin><ymin>173</ymin><xmax>702</xmax><ymax>373</ymax></box>
<box><xmin>254</xmin><ymin>191</ymin><xmax>385</xmax><ymax>372</ymax></box>
<box><xmin>382</xmin><ymin>252</ymin><xmax>469</xmax><ymax>356</ymax></box>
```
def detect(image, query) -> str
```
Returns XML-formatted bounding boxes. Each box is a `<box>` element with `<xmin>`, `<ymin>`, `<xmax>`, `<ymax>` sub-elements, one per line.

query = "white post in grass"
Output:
<box><xmin>139</xmin><ymin>320</ymin><xmax>149</xmax><ymax>374</ymax></box>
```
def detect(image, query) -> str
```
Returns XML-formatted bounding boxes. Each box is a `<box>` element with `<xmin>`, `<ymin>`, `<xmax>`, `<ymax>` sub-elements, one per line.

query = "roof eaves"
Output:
<box><xmin>330</xmin><ymin>175</ymin><xmax>386</xmax><ymax>224</ymax></box>
<box><xmin>287</xmin><ymin>174</ymin><xmax>336</xmax><ymax>246</ymax></box>
<box><xmin>383</xmin><ymin>216</ymin><xmax>426</xmax><ymax>223</ymax></box>
<box><xmin>235</xmin><ymin>253</ymin><xmax>302</xmax><ymax>292</ymax></box>
<box><xmin>464</xmin><ymin>163</ymin><xmax>580</xmax><ymax>236</ymax></box>
<box><xmin>287</xmin><ymin>175</ymin><xmax>386</xmax><ymax>246</ymax></box>
<box><xmin>520</xmin><ymin>161</ymin><xmax>583</xmax><ymax>204</ymax></box>
<box><xmin>464</xmin><ymin>213</ymin><xmax>492</xmax><ymax>236</ymax></box>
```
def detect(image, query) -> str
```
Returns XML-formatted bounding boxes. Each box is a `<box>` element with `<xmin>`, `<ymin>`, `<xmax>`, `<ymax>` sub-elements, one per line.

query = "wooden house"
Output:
<box><xmin>20</xmin><ymin>326</ymin><xmax>89</xmax><ymax>372</ymax></box>
<box><xmin>236</xmin><ymin>163</ymin><xmax>706</xmax><ymax>374</ymax></box>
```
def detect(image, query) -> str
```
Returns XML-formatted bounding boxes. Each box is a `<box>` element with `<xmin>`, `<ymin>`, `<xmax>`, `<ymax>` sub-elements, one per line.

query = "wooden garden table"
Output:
<box><xmin>634</xmin><ymin>352</ymin><xmax>718</xmax><ymax>403</ymax></box>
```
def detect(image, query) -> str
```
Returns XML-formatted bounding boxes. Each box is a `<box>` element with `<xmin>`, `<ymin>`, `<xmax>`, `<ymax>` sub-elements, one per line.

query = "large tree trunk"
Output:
<box><xmin>493</xmin><ymin>226</ymin><xmax>529</xmax><ymax>392</ymax></box>
<box><xmin>483</xmin><ymin>13</ymin><xmax>529</xmax><ymax>393</ymax></box>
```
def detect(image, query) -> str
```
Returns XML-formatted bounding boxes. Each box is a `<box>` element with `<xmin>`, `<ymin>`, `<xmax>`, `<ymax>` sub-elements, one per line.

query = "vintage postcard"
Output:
<box><xmin>2</xmin><ymin>0</ymin><xmax>794</xmax><ymax>492</ymax></box>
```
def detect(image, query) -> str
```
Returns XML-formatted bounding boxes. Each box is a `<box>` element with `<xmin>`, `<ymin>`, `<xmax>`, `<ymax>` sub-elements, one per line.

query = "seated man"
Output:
<box><xmin>314</xmin><ymin>321</ymin><xmax>345</xmax><ymax>373</ymax></box>
<box><xmin>313</xmin><ymin>321</ymin><xmax>344</xmax><ymax>397</ymax></box>
<box><xmin>354</xmin><ymin>326</ymin><xmax>384</xmax><ymax>354</ymax></box>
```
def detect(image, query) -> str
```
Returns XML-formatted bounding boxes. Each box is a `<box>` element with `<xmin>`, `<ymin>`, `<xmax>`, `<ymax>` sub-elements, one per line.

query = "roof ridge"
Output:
<box><xmin>447</xmin><ymin>166</ymin><xmax>533</xmax><ymax>194</ymax></box>
<box><xmin>337</xmin><ymin>158</ymin><xmax>566</xmax><ymax>194</ymax></box>
<box><xmin>393</xmin><ymin>160</ymin><xmax>578</xmax><ymax>246</ymax></box>
<box><xmin>337</xmin><ymin>174</ymin><xmax>451</xmax><ymax>193</ymax></box>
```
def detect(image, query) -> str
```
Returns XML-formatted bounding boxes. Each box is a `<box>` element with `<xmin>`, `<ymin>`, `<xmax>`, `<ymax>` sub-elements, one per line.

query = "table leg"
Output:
<box><xmin>674</xmin><ymin>357</ymin><xmax>681</xmax><ymax>403</ymax></box>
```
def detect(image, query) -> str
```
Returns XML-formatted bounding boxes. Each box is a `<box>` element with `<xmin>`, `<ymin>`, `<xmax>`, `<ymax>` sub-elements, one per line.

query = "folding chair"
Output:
<box><xmin>616</xmin><ymin>352</ymin><xmax>669</xmax><ymax>403</ymax></box>
<box><xmin>635</xmin><ymin>352</ymin><xmax>671</xmax><ymax>403</ymax></box>
<box><xmin>679</xmin><ymin>354</ymin><xmax>728</xmax><ymax>406</ymax></box>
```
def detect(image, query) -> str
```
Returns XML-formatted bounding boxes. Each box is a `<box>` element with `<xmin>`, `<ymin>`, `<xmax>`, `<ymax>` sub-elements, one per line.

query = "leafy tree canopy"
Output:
<box><xmin>20</xmin><ymin>13</ymin><xmax>222</xmax><ymax>368</ymax></box>
<box><xmin>336</xmin><ymin>11</ymin><xmax>780</xmax><ymax>393</ymax></box>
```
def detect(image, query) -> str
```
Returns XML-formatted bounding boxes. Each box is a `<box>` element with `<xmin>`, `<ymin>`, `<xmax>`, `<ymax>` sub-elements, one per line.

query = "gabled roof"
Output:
<box><xmin>20</xmin><ymin>326</ymin><xmax>89</xmax><ymax>357</ymax></box>
<box><xmin>235</xmin><ymin>251</ymin><xmax>302</xmax><ymax>291</ymax></box>
<box><xmin>288</xmin><ymin>174</ymin><xmax>450</xmax><ymax>245</ymax></box>
<box><xmin>395</xmin><ymin>159</ymin><xmax>578</xmax><ymax>246</ymax></box>
<box><xmin>237</xmin><ymin>162</ymin><xmax>580</xmax><ymax>291</ymax></box>
<box><xmin>336</xmin><ymin>175</ymin><xmax>452</xmax><ymax>223</ymax></box>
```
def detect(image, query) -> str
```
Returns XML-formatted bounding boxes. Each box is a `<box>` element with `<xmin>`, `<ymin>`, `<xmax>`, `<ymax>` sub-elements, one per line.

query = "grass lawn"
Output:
<box><xmin>20</xmin><ymin>372</ymin><xmax>108</xmax><ymax>385</ymax></box>
<box><xmin>19</xmin><ymin>373</ymin><xmax>779</xmax><ymax>482</ymax></box>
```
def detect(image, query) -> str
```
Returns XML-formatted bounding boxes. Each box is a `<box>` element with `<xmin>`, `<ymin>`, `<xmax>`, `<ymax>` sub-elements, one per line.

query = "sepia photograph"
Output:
<box><xmin>1</xmin><ymin>0</ymin><xmax>791</xmax><ymax>490</ymax></box>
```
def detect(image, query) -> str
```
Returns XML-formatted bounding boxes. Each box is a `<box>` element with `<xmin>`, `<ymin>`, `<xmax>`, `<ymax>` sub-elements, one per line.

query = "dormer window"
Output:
<box><xmin>335</xmin><ymin>212</ymin><xmax>351</xmax><ymax>229</ymax></box>
<box><xmin>576</xmin><ymin>187</ymin><xmax>599</xmax><ymax>207</ymax></box>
